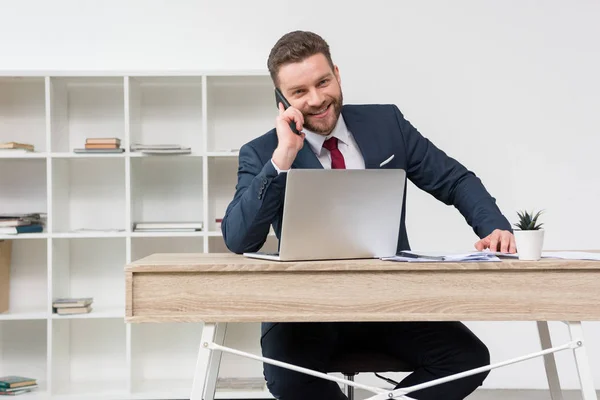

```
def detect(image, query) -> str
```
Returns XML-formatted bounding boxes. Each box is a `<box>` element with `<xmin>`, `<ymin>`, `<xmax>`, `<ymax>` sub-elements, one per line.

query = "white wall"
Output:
<box><xmin>2</xmin><ymin>0</ymin><xmax>599</xmax><ymax>391</ymax></box>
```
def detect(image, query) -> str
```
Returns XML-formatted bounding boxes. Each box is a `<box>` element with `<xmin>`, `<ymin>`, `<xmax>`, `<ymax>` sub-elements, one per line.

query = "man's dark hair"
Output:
<box><xmin>267</xmin><ymin>30</ymin><xmax>335</xmax><ymax>87</ymax></box>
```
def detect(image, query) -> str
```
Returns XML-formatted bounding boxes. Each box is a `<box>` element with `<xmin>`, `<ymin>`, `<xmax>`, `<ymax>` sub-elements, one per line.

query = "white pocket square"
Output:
<box><xmin>379</xmin><ymin>154</ymin><xmax>395</xmax><ymax>167</ymax></box>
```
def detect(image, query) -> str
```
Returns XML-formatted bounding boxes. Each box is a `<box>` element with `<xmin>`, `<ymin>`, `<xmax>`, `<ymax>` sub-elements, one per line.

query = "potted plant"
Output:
<box><xmin>513</xmin><ymin>210</ymin><xmax>545</xmax><ymax>260</ymax></box>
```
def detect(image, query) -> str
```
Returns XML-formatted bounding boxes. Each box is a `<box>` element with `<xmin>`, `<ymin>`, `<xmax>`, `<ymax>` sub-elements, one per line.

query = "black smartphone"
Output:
<box><xmin>274</xmin><ymin>88</ymin><xmax>300</xmax><ymax>134</ymax></box>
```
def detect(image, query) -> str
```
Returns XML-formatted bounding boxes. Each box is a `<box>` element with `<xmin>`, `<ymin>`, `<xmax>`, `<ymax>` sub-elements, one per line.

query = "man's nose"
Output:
<box><xmin>306</xmin><ymin>89</ymin><xmax>325</xmax><ymax>108</ymax></box>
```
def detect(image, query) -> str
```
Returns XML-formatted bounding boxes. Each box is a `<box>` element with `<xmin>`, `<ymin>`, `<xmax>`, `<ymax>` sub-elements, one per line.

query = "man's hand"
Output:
<box><xmin>272</xmin><ymin>102</ymin><xmax>306</xmax><ymax>170</ymax></box>
<box><xmin>475</xmin><ymin>229</ymin><xmax>517</xmax><ymax>253</ymax></box>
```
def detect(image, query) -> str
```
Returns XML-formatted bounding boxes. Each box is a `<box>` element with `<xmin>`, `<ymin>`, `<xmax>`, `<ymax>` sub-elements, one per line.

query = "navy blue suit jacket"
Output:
<box><xmin>221</xmin><ymin>104</ymin><xmax>511</xmax><ymax>254</ymax></box>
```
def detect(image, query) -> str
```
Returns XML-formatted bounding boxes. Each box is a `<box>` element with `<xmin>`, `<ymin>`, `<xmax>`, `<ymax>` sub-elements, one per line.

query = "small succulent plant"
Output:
<box><xmin>514</xmin><ymin>210</ymin><xmax>544</xmax><ymax>230</ymax></box>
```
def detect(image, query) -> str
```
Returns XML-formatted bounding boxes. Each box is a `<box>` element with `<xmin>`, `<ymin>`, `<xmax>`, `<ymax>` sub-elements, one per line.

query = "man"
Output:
<box><xmin>221</xmin><ymin>30</ymin><xmax>516</xmax><ymax>400</ymax></box>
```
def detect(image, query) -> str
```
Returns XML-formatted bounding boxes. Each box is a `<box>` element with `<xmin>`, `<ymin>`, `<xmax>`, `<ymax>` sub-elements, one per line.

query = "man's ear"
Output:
<box><xmin>334</xmin><ymin>65</ymin><xmax>341</xmax><ymax>85</ymax></box>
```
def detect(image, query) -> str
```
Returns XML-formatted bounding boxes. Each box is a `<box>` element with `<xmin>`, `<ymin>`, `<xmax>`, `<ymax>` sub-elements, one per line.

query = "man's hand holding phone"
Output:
<box><xmin>272</xmin><ymin>93</ymin><xmax>306</xmax><ymax>171</ymax></box>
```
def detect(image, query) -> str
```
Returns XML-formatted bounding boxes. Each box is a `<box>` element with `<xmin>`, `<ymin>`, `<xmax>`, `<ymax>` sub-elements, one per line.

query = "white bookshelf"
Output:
<box><xmin>0</xmin><ymin>72</ymin><xmax>280</xmax><ymax>399</ymax></box>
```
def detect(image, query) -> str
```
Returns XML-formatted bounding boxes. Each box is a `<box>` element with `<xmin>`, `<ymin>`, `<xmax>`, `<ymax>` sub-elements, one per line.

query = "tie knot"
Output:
<box><xmin>322</xmin><ymin>136</ymin><xmax>338</xmax><ymax>151</ymax></box>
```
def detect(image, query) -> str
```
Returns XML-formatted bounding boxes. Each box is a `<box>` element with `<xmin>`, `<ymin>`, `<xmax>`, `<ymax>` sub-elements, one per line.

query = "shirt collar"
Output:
<box><xmin>303</xmin><ymin>114</ymin><xmax>350</xmax><ymax>157</ymax></box>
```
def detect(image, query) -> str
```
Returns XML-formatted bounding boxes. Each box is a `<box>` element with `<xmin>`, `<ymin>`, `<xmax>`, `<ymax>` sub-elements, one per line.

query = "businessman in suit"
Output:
<box><xmin>221</xmin><ymin>31</ymin><xmax>516</xmax><ymax>400</ymax></box>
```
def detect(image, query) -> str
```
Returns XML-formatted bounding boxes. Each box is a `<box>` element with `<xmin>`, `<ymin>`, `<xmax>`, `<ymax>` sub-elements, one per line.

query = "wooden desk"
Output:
<box><xmin>125</xmin><ymin>253</ymin><xmax>600</xmax><ymax>400</ymax></box>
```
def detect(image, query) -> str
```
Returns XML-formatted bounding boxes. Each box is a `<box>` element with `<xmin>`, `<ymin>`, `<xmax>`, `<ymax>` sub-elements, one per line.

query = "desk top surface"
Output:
<box><xmin>126</xmin><ymin>251</ymin><xmax>600</xmax><ymax>273</ymax></box>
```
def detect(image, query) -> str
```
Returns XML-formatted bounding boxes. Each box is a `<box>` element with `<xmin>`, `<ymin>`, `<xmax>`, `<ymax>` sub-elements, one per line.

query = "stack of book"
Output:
<box><xmin>130</xmin><ymin>143</ymin><xmax>191</xmax><ymax>155</ymax></box>
<box><xmin>133</xmin><ymin>221</ymin><xmax>203</xmax><ymax>232</ymax></box>
<box><xmin>0</xmin><ymin>213</ymin><xmax>45</xmax><ymax>235</ymax></box>
<box><xmin>0</xmin><ymin>376</ymin><xmax>38</xmax><ymax>396</ymax></box>
<box><xmin>74</xmin><ymin>138</ymin><xmax>124</xmax><ymax>154</ymax></box>
<box><xmin>0</xmin><ymin>142</ymin><xmax>34</xmax><ymax>154</ymax></box>
<box><xmin>52</xmin><ymin>297</ymin><xmax>93</xmax><ymax>315</ymax></box>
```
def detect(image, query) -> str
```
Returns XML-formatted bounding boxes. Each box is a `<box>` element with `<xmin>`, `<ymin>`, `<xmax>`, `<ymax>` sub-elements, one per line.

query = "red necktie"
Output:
<box><xmin>323</xmin><ymin>137</ymin><xmax>346</xmax><ymax>169</ymax></box>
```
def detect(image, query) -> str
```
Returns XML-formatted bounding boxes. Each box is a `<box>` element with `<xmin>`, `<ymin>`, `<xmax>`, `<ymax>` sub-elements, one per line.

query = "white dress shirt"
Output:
<box><xmin>271</xmin><ymin>114</ymin><xmax>365</xmax><ymax>172</ymax></box>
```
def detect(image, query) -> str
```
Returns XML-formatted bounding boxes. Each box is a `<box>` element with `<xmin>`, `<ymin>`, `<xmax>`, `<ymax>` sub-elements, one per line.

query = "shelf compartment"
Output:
<box><xmin>130</xmin><ymin>236</ymin><xmax>203</xmax><ymax>262</ymax></box>
<box><xmin>0</xmin><ymin>239</ymin><xmax>48</xmax><ymax>319</ymax></box>
<box><xmin>51</xmin><ymin>237</ymin><xmax>126</xmax><ymax>318</ymax></box>
<box><xmin>206</xmin><ymin>75</ymin><xmax>273</xmax><ymax>152</ymax></box>
<box><xmin>49</xmin><ymin>77</ymin><xmax>125</xmax><ymax>153</ymax></box>
<box><xmin>130</xmin><ymin>322</ymin><xmax>268</xmax><ymax>398</ymax></box>
<box><xmin>218</xmin><ymin>323</ymin><xmax>266</xmax><ymax>382</ymax></box>
<box><xmin>51</xmin><ymin>318</ymin><xmax>127</xmax><ymax>396</ymax></box>
<box><xmin>0</xmin><ymin>77</ymin><xmax>47</xmax><ymax>153</ymax></box>
<box><xmin>51</xmin><ymin>158</ymin><xmax>126</xmax><ymax>233</ymax></box>
<box><xmin>128</xmin><ymin>76</ymin><xmax>203</xmax><ymax>154</ymax></box>
<box><xmin>130</xmin><ymin>156</ymin><xmax>203</xmax><ymax>231</ymax></box>
<box><xmin>0</xmin><ymin>320</ymin><xmax>47</xmax><ymax>394</ymax></box>
<box><xmin>0</xmin><ymin>159</ymin><xmax>47</xmax><ymax>230</ymax></box>
<box><xmin>130</xmin><ymin>322</ymin><xmax>202</xmax><ymax>396</ymax></box>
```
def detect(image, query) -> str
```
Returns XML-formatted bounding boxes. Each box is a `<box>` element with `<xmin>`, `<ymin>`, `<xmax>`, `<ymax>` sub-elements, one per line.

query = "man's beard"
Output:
<box><xmin>302</xmin><ymin>91</ymin><xmax>343</xmax><ymax>136</ymax></box>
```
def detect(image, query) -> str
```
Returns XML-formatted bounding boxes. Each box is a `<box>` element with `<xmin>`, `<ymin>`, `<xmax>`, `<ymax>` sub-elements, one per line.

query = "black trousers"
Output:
<box><xmin>261</xmin><ymin>321</ymin><xmax>490</xmax><ymax>400</ymax></box>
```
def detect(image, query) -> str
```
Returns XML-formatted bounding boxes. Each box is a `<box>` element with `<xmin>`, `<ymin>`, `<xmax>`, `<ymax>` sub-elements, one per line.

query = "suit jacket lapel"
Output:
<box><xmin>341</xmin><ymin>106</ymin><xmax>379</xmax><ymax>169</ymax></box>
<box><xmin>291</xmin><ymin>141</ymin><xmax>323</xmax><ymax>169</ymax></box>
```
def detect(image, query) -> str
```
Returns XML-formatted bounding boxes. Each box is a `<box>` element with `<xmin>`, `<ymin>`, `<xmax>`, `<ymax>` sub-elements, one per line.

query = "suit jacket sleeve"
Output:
<box><xmin>393</xmin><ymin>105</ymin><xmax>512</xmax><ymax>238</ymax></box>
<box><xmin>221</xmin><ymin>142</ymin><xmax>287</xmax><ymax>254</ymax></box>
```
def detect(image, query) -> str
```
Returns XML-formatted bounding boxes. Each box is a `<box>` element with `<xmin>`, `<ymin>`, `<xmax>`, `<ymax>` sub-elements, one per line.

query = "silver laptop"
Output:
<box><xmin>243</xmin><ymin>168</ymin><xmax>406</xmax><ymax>261</ymax></box>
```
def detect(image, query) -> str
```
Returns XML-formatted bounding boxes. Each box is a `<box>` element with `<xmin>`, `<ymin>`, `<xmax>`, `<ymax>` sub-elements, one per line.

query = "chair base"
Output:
<box><xmin>344</xmin><ymin>374</ymin><xmax>355</xmax><ymax>400</ymax></box>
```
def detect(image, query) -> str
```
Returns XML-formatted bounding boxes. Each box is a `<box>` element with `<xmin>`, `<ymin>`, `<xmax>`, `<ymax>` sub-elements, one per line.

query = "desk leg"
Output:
<box><xmin>568</xmin><ymin>321</ymin><xmax>597</xmax><ymax>400</ymax></box>
<box><xmin>537</xmin><ymin>321</ymin><xmax>564</xmax><ymax>400</ymax></box>
<box><xmin>190</xmin><ymin>322</ymin><xmax>228</xmax><ymax>400</ymax></box>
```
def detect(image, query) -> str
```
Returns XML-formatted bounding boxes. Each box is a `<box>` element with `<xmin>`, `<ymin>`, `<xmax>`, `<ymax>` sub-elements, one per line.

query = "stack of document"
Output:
<box><xmin>382</xmin><ymin>251</ymin><xmax>501</xmax><ymax>263</ymax></box>
<box><xmin>382</xmin><ymin>251</ymin><xmax>600</xmax><ymax>262</ymax></box>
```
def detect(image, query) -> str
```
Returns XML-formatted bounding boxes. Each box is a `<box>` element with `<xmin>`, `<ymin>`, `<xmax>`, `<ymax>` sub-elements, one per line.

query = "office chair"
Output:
<box><xmin>327</xmin><ymin>351</ymin><xmax>413</xmax><ymax>400</ymax></box>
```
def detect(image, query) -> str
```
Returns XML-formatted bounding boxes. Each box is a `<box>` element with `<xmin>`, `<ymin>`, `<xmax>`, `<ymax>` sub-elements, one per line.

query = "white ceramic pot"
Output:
<box><xmin>514</xmin><ymin>229</ymin><xmax>545</xmax><ymax>260</ymax></box>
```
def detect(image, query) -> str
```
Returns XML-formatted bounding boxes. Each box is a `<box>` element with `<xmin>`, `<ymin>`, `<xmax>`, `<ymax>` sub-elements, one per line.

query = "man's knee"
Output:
<box><xmin>460</xmin><ymin>335</ymin><xmax>491</xmax><ymax>384</ymax></box>
<box><xmin>260</xmin><ymin>322</ymin><xmax>344</xmax><ymax>399</ymax></box>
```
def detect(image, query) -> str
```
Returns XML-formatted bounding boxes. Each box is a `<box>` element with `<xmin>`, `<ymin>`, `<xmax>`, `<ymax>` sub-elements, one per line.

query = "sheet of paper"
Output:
<box><xmin>541</xmin><ymin>251</ymin><xmax>600</xmax><ymax>261</ymax></box>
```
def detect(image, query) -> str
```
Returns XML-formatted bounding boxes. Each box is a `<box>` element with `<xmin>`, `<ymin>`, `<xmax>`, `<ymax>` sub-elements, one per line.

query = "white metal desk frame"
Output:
<box><xmin>191</xmin><ymin>320</ymin><xmax>597</xmax><ymax>400</ymax></box>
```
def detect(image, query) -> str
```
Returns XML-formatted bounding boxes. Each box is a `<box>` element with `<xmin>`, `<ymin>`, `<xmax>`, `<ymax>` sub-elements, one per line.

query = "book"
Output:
<box><xmin>140</xmin><ymin>148</ymin><xmax>191</xmax><ymax>155</ymax></box>
<box><xmin>0</xmin><ymin>388</ymin><xmax>35</xmax><ymax>395</ymax></box>
<box><xmin>216</xmin><ymin>377</ymin><xmax>265</xmax><ymax>390</ymax></box>
<box><xmin>0</xmin><ymin>225</ymin><xmax>44</xmax><ymax>235</ymax></box>
<box><xmin>0</xmin><ymin>377</ymin><xmax>36</xmax><ymax>389</ymax></box>
<box><xmin>0</xmin><ymin>384</ymin><xmax>38</xmax><ymax>393</ymax></box>
<box><xmin>52</xmin><ymin>297</ymin><xmax>93</xmax><ymax>308</ymax></box>
<box><xmin>0</xmin><ymin>142</ymin><xmax>34</xmax><ymax>151</ymax></box>
<box><xmin>0</xmin><ymin>213</ymin><xmax>45</xmax><ymax>220</ymax></box>
<box><xmin>130</xmin><ymin>143</ymin><xmax>192</xmax><ymax>155</ymax></box>
<box><xmin>0</xmin><ymin>220</ymin><xmax>30</xmax><ymax>227</ymax></box>
<box><xmin>85</xmin><ymin>138</ymin><xmax>121</xmax><ymax>145</ymax></box>
<box><xmin>133</xmin><ymin>222</ymin><xmax>203</xmax><ymax>231</ymax></box>
<box><xmin>84</xmin><ymin>143</ymin><xmax>120</xmax><ymax>149</ymax></box>
<box><xmin>54</xmin><ymin>305</ymin><xmax>93</xmax><ymax>315</ymax></box>
<box><xmin>130</xmin><ymin>143</ymin><xmax>183</xmax><ymax>150</ymax></box>
<box><xmin>73</xmin><ymin>148</ymin><xmax>125</xmax><ymax>153</ymax></box>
